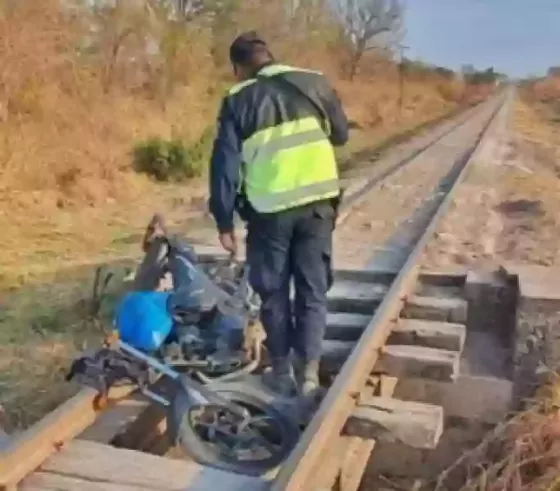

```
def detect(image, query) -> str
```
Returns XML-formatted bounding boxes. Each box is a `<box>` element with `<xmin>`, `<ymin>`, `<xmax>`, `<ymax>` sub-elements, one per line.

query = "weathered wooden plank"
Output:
<box><xmin>310</xmin><ymin>436</ymin><xmax>359</xmax><ymax>491</ymax></box>
<box><xmin>276</xmin><ymin>280</ymin><xmax>411</xmax><ymax>491</ymax></box>
<box><xmin>333</xmin><ymin>269</ymin><xmax>396</xmax><ymax>285</ymax></box>
<box><xmin>325</xmin><ymin>313</ymin><xmax>371</xmax><ymax>341</ymax></box>
<box><xmin>376</xmin><ymin>345</ymin><xmax>460</xmax><ymax>382</ymax></box>
<box><xmin>21</xmin><ymin>472</ymin><xmax>152</xmax><ymax>491</ymax></box>
<box><xmin>291</xmin><ymin>280</ymin><xmax>386</xmax><ymax>314</ymax></box>
<box><xmin>326</xmin><ymin>280</ymin><xmax>387</xmax><ymax>314</ymax></box>
<box><xmin>337</xmin><ymin>375</ymin><xmax>398</xmax><ymax>491</ymax></box>
<box><xmin>327</xmin><ymin>316</ymin><xmax>467</xmax><ymax>350</ymax></box>
<box><xmin>79</xmin><ymin>394</ymin><xmax>151</xmax><ymax>444</ymax></box>
<box><xmin>394</xmin><ymin>375</ymin><xmax>513</xmax><ymax>424</ymax></box>
<box><xmin>328</xmin><ymin>280</ymin><xmax>388</xmax><ymax>302</ymax></box>
<box><xmin>417</xmin><ymin>270</ymin><xmax>467</xmax><ymax>287</ymax></box>
<box><xmin>344</xmin><ymin>397</ymin><xmax>444</xmax><ymax>449</ymax></box>
<box><xmin>339</xmin><ymin>437</ymin><xmax>376</xmax><ymax>491</ymax></box>
<box><xmin>402</xmin><ymin>295</ymin><xmax>468</xmax><ymax>324</ymax></box>
<box><xmin>327</xmin><ymin>297</ymin><xmax>379</xmax><ymax>315</ymax></box>
<box><xmin>387</xmin><ymin>319</ymin><xmax>466</xmax><ymax>352</ymax></box>
<box><xmin>0</xmin><ymin>385</ymin><xmax>138</xmax><ymax>489</ymax></box>
<box><xmin>376</xmin><ymin>375</ymin><xmax>399</xmax><ymax>398</ymax></box>
<box><xmin>190</xmin><ymin>253</ymin><xmax>465</xmax><ymax>289</ymax></box>
<box><xmin>20</xmin><ymin>440</ymin><xmax>266</xmax><ymax>491</ymax></box>
<box><xmin>321</xmin><ymin>342</ymin><xmax>460</xmax><ymax>381</ymax></box>
<box><xmin>307</xmin><ymin>383</ymin><xmax>378</xmax><ymax>491</ymax></box>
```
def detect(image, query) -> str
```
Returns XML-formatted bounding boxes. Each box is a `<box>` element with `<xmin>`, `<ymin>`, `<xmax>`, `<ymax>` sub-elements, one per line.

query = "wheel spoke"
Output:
<box><xmin>195</xmin><ymin>422</ymin><xmax>237</xmax><ymax>439</ymax></box>
<box><xmin>246</xmin><ymin>429</ymin><xmax>278</xmax><ymax>456</ymax></box>
<box><xmin>184</xmin><ymin>397</ymin><xmax>294</xmax><ymax>466</ymax></box>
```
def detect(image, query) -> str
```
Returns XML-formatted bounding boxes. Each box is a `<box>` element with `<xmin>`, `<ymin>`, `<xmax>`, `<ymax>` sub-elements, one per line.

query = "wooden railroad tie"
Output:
<box><xmin>6</xmin><ymin>267</ymin><xmax>471</xmax><ymax>491</ymax></box>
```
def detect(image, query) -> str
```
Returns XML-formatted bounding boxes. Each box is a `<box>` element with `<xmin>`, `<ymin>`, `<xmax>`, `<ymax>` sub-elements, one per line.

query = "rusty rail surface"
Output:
<box><xmin>0</xmin><ymin>89</ymin><xmax>509</xmax><ymax>491</ymax></box>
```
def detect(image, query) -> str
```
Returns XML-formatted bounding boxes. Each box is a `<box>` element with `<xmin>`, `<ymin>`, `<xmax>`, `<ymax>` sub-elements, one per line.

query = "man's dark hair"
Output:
<box><xmin>229</xmin><ymin>31</ymin><xmax>274</xmax><ymax>71</ymax></box>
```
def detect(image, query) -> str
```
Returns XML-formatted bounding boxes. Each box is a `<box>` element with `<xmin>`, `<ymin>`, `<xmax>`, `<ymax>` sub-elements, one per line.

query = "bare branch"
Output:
<box><xmin>334</xmin><ymin>0</ymin><xmax>403</xmax><ymax>79</ymax></box>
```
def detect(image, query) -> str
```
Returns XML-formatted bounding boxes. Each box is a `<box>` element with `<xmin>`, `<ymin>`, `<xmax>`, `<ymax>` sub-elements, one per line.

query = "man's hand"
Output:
<box><xmin>219</xmin><ymin>231</ymin><xmax>237</xmax><ymax>256</ymax></box>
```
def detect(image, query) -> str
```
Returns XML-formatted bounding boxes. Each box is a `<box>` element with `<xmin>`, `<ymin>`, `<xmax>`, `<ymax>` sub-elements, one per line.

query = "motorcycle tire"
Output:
<box><xmin>166</xmin><ymin>378</ymin><xmax>300</xmax><ymax>476</ymax></box>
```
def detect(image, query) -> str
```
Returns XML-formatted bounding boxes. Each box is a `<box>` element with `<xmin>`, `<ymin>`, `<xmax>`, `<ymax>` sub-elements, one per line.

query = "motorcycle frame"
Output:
<box><xmin>116</xmin><ymin>340</ymin><xmax>251</xmax><ymax>419</ymax></box>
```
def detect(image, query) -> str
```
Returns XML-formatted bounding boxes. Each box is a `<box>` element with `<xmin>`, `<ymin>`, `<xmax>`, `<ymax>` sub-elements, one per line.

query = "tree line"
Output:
<box><xmin>71</xmin><ymin>0</ymin><xmax>409</xmax><ymax>94</ymax></box>
<box><xmin>461</xmin><ymin>65</ymin><xmax>507</xmax><ymax>85</ymax></box>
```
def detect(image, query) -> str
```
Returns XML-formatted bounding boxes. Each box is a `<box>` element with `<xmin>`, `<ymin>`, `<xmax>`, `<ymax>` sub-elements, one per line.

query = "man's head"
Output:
<box><xmin>229</xmin><ymin>31</ymin><xmax>274</xmax><ymax>81</ymax></box>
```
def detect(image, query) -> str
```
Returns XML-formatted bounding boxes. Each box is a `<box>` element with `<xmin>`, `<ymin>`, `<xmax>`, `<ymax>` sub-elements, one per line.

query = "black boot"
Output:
<box><xmin>265</xmin><ymin>358</ymin><xmax>296</xmax><ymax>397</ymax></box>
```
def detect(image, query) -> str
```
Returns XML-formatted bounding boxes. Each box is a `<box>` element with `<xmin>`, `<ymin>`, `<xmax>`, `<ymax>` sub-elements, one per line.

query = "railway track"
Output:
<box><xmin>0</xmin><ymin>89</ymin><xmax>511</xmax><ymax>491</ymax></box>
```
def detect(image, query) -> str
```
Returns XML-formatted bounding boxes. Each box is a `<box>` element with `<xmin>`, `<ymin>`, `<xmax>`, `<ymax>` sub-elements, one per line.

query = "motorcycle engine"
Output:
<box><xmin>162</xmin><ymin>256</ymin><xmax>256</xmax><ymax>370</ymax></box>
<box><xmin>133</xmin><ymin>232</ymin><xmax>261</xmax><ymax>372</ymax></box>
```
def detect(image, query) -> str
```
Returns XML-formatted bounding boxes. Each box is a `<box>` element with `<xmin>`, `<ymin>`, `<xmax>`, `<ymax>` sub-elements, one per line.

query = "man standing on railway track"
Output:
<box><xmin>208</xmin><ymin>32</ymin><xmax>349</xmax><ymax>399</ymax></box>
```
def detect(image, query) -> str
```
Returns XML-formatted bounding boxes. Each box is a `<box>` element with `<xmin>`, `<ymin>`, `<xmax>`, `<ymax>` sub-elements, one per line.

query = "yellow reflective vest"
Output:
<box><xmin>228</xmin><ymin>64</ymin><xmax>340</xmax><ymax>213</ymax></box>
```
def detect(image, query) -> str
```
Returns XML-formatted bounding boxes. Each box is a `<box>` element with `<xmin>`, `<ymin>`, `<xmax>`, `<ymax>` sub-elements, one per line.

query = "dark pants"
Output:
<box><xmin>246</xmin><ymin>200</ymin><xmax>335</xmax><ymax>366</ymax></box>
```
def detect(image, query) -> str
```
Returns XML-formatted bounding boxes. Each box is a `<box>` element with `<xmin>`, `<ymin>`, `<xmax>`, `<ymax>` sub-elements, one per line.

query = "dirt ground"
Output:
<box><xmin>333</xmin><ymin>102</ymin><xmax>496</xmax><ymax>269</ymax></box>
<box><xmin>422</xmin><ymin>94</ymin><xmax>560</xmax><ymax>271</ymax></box>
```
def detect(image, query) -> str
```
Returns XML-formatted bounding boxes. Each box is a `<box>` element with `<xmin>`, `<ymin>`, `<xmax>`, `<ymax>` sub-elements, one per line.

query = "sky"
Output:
<box><xmin>404</xmin><ymin>0</ymin><xmax>560</xmax><ymax>78</ymax></box>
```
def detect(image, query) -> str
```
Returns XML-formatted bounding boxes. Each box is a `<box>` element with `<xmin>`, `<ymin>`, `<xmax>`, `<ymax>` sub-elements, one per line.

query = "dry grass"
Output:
<box><xmin>434</xmin><ymin>374</ymin><xmax>560</xmax><ymax>491</ymax></box>
<box><xmin>424</xmin><ymin>89</ymin><xmax>560</xmax><ymax>269</ymax></box>
<box><xmin>499</xmin><ymin>92</ymin><xmax>560</xmax><ymax>268</ymax></box>
<box><xmin>523</xmin><ymin>75</ymin><xmax>560</xmax><ymax>106</ymax></box>
<box><xmin>0</xmin><ymin>0</ymin><xmax>480</xmax><ymax>428</ymax></box>
<box><xmin>514</xmin><ymin>91</ymin><xmax>560</xmax><ymax>149</ymax></box>
<box><xmin>0</xmin><ymin>262</ymin><xmax>135</xmax><ymax>427</ymax></box>
<box><xmin>0</xmin><ymin>1</ymin><xmax>468</xmax><ymax>291</ymax></box>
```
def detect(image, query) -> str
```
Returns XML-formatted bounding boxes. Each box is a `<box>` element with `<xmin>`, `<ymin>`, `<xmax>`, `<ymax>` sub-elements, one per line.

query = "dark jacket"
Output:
<box><xmin>208</xmin><ymin>64</ymin><xmax>349</xmax><ymax>233</ymax></box>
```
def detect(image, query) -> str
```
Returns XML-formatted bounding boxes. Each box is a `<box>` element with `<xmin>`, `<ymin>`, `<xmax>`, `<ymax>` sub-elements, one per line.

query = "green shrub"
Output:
<box><xmin>132</xmin><ymin>129</ymin><xmax>215</xmax><ymax>181</ymax></box>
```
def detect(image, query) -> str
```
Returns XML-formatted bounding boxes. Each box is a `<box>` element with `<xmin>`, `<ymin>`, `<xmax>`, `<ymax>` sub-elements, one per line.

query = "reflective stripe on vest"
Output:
<box><xmin>242</xmin><ymin>117</ymin><xmax>327</xmax><ymax>166</ymax></box>
<box><xmin>230</xmin><ymin>65</ymin><xmax>340</xmax><ymax>213</ymax></box>
<box><xmin>248</xmin><ymin>179</ymin><xmax>340</xmax><ymax>212</ymax></box>
<box><xmin>243</xmin><ymin>115</ymin><xmax>339</xmax><ymax>213</ymax></box>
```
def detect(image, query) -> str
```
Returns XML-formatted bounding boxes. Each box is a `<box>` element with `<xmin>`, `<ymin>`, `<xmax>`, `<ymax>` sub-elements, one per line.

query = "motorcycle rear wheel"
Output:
<box><xmin>166</xmin><ymin>379</ymin><xmax>300</xmax><ymax>476</ymax></box>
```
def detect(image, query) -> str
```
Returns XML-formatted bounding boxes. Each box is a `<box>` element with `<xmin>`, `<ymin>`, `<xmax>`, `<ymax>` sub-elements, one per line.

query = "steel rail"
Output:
<box><xmin>270</xmin><ymin>91</ymin><xmax>509</xmax><ymax>491</ymax></box>
<box><xmin>339</xmin><ymin>99</ymin><xmax>487</xmax><ymax>212</ymax></box>
<box><xmin>0</xmin><ymin>385</ymin><xmax>136</xmax><ymax>489</ymax></box>
<box><xmin>0</xmin><ymin>92</ymin><xmax>506</xmax><ymax>490</ymax></box>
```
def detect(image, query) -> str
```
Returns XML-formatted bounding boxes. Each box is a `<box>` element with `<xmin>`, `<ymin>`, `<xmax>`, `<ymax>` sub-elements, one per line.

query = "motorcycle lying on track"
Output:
<box><xmin>66</xmin><ymin>216</ymin><xmax>300</xmax><ymax>476</ymax></box>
